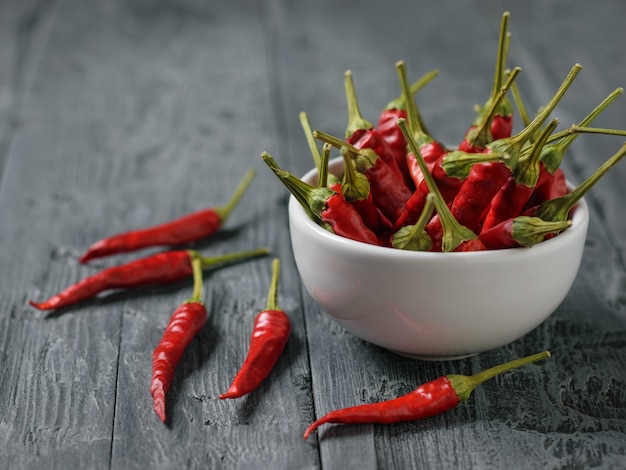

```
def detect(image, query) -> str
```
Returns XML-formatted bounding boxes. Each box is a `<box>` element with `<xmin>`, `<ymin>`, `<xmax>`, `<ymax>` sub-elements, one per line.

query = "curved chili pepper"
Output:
<box><xmin>313</xmin><ymin>130</ymin><xmax>412</xmax><ymax>225</ymax></box>
<box><xmin>29</xmin><ymin>248</ymin><xmax>269</xmax><ymax>311</ymax></box>
<box><xmin>220</xmin><ymin>258</ymin><xmax>291</xmax><ymax>399</ymax></box>
<box><xmin>378</xmin><ymin>69</ymin><xmax>440</xmax><ymax>188</ymax></box>
<box><xmin>391</xmin><ymin>193</ymin><xmax>435</xmax><ymax>251</ymax></box>
<box><xmin>479</xmin><ymin>216</ymin><xmax>571</xmax><ymax>249</ymax></box>
<box><xmin>262</xmin><ymin>152</ymin><xmax>380</xmax><ymax>246</ymax></box>
<box><xmin>79</xmin><ymin>168</ymin><xmax>256</xmax><ymax>263</ymax></box>
<box><xmin>304</xmin><ymin>351</ymin><xmax>550</xmax><ymax>439</ymax></box>
<box><xmin>151</xmin><ymin>253</ymin><xmax>206</xmax><ymax>422</ymax></box>
<box><xmin>343</xmin><ymin>70</ymin><xmax>405</xmax><ymax>184</ymax></box>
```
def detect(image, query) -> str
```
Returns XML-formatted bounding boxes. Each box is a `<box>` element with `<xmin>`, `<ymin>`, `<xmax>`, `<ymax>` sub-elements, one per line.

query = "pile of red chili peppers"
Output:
<box><xmin>267</xmin><ymin>12</ymin><xmax>626</xmax><ymax>252</ymax></box>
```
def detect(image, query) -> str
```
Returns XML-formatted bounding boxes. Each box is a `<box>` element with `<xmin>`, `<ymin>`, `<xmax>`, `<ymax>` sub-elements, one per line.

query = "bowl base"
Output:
<box><xmin>387</xmin><ymin>349</ymin><xmax>479</xmax><ymax>362</ymax></box>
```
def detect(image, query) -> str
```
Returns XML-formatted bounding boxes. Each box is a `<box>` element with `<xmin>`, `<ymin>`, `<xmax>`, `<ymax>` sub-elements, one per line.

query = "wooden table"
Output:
<box><xmin>2</xmin><ymin>1</ymin><xmax>625</xmax><ymax>468</ymax></box>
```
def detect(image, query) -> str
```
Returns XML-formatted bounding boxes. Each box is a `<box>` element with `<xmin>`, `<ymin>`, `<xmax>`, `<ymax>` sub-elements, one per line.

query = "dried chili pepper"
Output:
<box><xmin>262</xmin><ymin>152</ymin><xmax>380</xmax><ymax>245</ymax></box>
<box><xmin>398</xmin><ymin>119</ymin><xmax>481</xmax><ymax>252</ymax></box>
<box><xmin>151</xmin><ymin>252</ymin><xmax>206</xmax><ymax>423</ymax></box>
<box><xmin>79</xmin><ymin>169</ymin><xmax>256</xmax><ymax>263</ymax></box>
<box><xmin>313</xmin><ymin>130</ymin><xmax>412</xmax><ymax>225</ymax></box>
<box><xmin>480</xmin><ymin>216</ymin><xmax>571</xmax><ymax>249</ymax></box>
<box><xmin>343</xmin><ymin>70</ymin><xmax>405</xmax><ymax>183</ymax></box>
<box><xmin>391</xmin><ymin>193</ymin><xmax>435</xmax><ymax>251</ymax></box>
<box><xmin>220</xmin><ymin>258</ymin><xmax>290</xmax><ymax>399</ymax></box>
<box><xmin>377</xmin><ymin>68</ymin><xmax>439</xmax><ymax>184</ymax></box>
<box><xmin>29</xmin><ymin>248</ymin><xmax>269</xmax><ymax>311</ymax></box>
<box><xmin>304</xmin><ymin>351</ymin><xmax>550</xmax><ymax>439</ymax></box>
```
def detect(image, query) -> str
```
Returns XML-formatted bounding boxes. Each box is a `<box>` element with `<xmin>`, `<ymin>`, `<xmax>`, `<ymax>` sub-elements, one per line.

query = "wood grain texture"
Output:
<box><xmin>0</xmin><ymin>0</ymin><xmax>624</xmax><ymax>468</ymax></box>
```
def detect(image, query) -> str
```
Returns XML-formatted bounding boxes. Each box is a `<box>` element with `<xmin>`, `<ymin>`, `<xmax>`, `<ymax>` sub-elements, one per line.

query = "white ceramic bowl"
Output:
<box><xmin>288</xmin><ymin>157</ymin><xmax>589</xmax><ymax>360</ymax></box>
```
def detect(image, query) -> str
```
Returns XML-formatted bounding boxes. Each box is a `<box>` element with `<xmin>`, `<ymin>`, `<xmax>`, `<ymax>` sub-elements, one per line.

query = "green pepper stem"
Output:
<box><xmin>384</xmin><ymin>69</ymin><xmax>439</xmax><ymax>111</ymax></box>
<box><xmin>214</xmin><ymin>168</ymin><xmax>256</xmax><ymax>222</ymax></box>
<box><xmin>448</xmin><ymin>351</ymin><xmax>551</xmax><ymax>403</ymax></box>
<box><xmin>398</xmin><ymin>118</ymin><xmax>478</xmax><ymax>251</ymax></box>
<box><xmin>441</xmin><ymin>150</ymin><xmax>510</xmax><ymax>180</ymax></box>
<box><xmin>535</xmin><ymin>142</ymin><xmax>626</xmax><ymax>222</ymax></box>
<box><xmin>396</xmin><ymin>60</ymin><xmax>430</xmax><ymax>143</ymax></box>
<box><xmin>510</xmin><ymin>77</ymin><xmax>532</xmax><ymax>129</ymax></box>
<box><xmin>264</xmin><ymin>258</ymin><xmax>281</xmax><ymax>311</ymax></box>
<box><xmin>313</xmin><ymin>129</ymin><xmax>378</xmax><ymax>170</ymax></box>
<box><xmin>512</xmin><ymin>217</ymin><xmax>572</xmax><ymax>247</ymax></box>
<box><xmin>318</xmin><ymin>143</ymin><xmax>331</xmax><ymax>189</ymax></box>
<box><xmin>340</xmin><ymin>146</ymin><xmax>370</xmax><ymax>202</ymax></box>
<box><xmin>491</xmin><ymin>13</ymin><xmax>510</xmax><ymax>101</ymax></box>
<box><xmin>194</xmin><ymin>247</ymin><xmax>270</xmax><ymax>271</ymax></box>
<box><xmin>392</xmin><ymin>193</ymin><xmax>435</xmax><ymax>251</ymax></box>
<box><xmin>186</xmin><ymin>253</ymin><xmax>205</xmax><ymax>304</ymax></box>
<box><xmin>300</xmin><ymin>111</ymin><xmax>322</xmax><ymax>173</ymax></box>
<box><xmin>344</xmin><ymin>70</ymin><xmax>373</xmax><ymax>138</ymax></box>
<box><xmin>514</xmin><ymin>118</ymin><xmax>559</xmax><ymax>187</ymax></box>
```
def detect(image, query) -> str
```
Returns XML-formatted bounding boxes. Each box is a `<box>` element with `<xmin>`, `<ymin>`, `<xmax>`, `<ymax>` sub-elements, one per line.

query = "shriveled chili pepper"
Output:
<box><xmin>479</xmin><ymin>216</ymin><xmax>571</xmax><ymax>249</ymax></box>
<box><xmin>343</xmin><ymin>70</ymin><xmax>405</xmax><ymax>184</ymax></box>
<box><xmin>151</xmin><ymin>252</ymin><xmax>206</xmax><ymax>423</ymax></box>
<box><xmin>481</xmin><ymin>118</ymin><xmax>559</xmax><ymax>231</ymax></box>
<box><xmin>461</xmin><ymin>12</ymin><xmax>514</xmax><ymax>151</ymax></box>
<box><xmin>220</xmin><ymin>258</ymin><xmax>290</xmax><ymax>399</ymax></box>
<box><xmin>398</xmin><ymin>119</ymin><xmax>481</xmax><ymax>252</ymax></box>
<box><xmin>395</xmin><ymin>61</ymin><xmax>447</xmax><ymax>191</ymax></box>
<box><xmin>339</xmin><ymin>146</ymin><xmax>392</xmax><ymax>235</ymax></box>
<box><xmin>262</xmin><ymin>152</ymin><xmax>380</xmax><ymax>245</ymax></box>
<box><xmin>303</xmin><ymin>351</ymin><xmax>550</xmax><ymax>440</ymax></box>
<box><xmin>79</xmin><ymin>168</ymin><xmax>256</xmax><ymax>263</ymax></box>
<box><xmin>377</xmin><ymin>68</ymin><xmax>439</xmax><ymax>185</ymax></box>
<box><xmin>313</xmin><ymin>130</ymin><xmax>413</xmax><ymax>225</ymax></box>
<box><xmin>391</xmin><ymin>193</ymin><xmax>435</xmax><ymax>251</ymax></box>
<box><xmin>29</xmin><ymin>248</ymin><xmax>269</xmax><ymax>311</ymax></box>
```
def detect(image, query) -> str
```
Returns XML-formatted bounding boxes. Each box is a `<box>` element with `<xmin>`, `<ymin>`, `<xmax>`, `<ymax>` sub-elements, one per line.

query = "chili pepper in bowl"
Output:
<box><xmin>378</xmin><ymin>68</ymin><xmax>439</xmax><ymax>182</ymax></box>
<box><xmin>220</xmin><ymin>258</ymin><xmax>290</xmax><ymax>399</ymax></box>
<box><xmin>300</xmin><ymin>111</ymin><xmax>342</xmax><ymax>193</ymax></box>
<box><xmin>150</xmin><ymin>252</ymin><xmax>206</xmax><ymax>423</ymax></box>
<box><xmin>79</xmin><ymin>168</ymin><xmax>256</xmax><ymax>263</ymax></box>
<box><xmin>343</xmin><ymin>70</ymin><xmax>404</xmax><ymax>184</ymax></box>
<box><xmin>303</xmin><ymin>351</ymin><xmax>550</xmax><ymax>440</ymax></box>
<box><xmin>313</xmin><ymin>130</ymin><xmax>412</xmax><ymax>224</ymax></box>
<box><xmin>479</xmin><ymin>216</ymin><xmax>571</xmax><ymax>249</ymax></box>
<box><xmin>391</xmin><ymin>193</ymin><xmax>435</xmax><ymax>251</ymax></box>
<box><xmin>29</xmin><ymin>248</ymin><xmax>269</xmax><ymax>311</ymax></box>
<box><xmin>262</xmin><ymin>152</ymin><xmax>380</xmax><ymax>245</ymax></box>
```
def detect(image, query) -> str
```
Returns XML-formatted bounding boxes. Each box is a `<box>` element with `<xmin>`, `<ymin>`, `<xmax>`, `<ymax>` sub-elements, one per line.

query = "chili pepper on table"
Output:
<box><xmin>262</xmin><ymin>152</ymin><xmax>380</xmax><ymax>246</ymax></box>
<box><xmin>29</xmin><ymin>248</ymin><xmax>269</xmax><ymax>311</ymax></box>
<box><xmin>220</xmin><ymin>258</ymin><xmax>290</xmax><ymax>399</ymax></box>
<box><xmin>313</xmin><ymin>130</ymin><xmax>412</xmax><ymax>225</ymax></box>
<box><xmin>377</xmin><ymin>68</ymin><xmax>439</xmax><ymax>184</ymax></box>
<box><xmin>303</xmin><ymin>351</ymin><xmax>550</xmax><ymax>440</ymax></box>
<box><xmin>395</xmin><ymin>61</ymin><xmax>447</xmax><ymax>192</ymax></box>
<box><xmin>398</xmin><ymin>119</ymin><xmax>483</xmax><ymax>252</ymax></box>
<box><xmin>342</xmin><ymin>70</ymin><xmax>406</xmax><ymax>185</ymax></box>
<box><xmin>79</xmin><ymin>168</ymin><xmax>256</xmax><ymax>263</ymax></box>
<box><xmin>150</xmin><ymin>252</ymin><xmax>206</xmax><ymax>423</ymax></box>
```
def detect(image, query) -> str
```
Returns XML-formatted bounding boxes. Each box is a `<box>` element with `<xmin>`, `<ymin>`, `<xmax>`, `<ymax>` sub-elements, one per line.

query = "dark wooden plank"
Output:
<box><xmin>274</xmin><ymin>0</ymin><xmax>626</xmax><ymax>468</ymax></box>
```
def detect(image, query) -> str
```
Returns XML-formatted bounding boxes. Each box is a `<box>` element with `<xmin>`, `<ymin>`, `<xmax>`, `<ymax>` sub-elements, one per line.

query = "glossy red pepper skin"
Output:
<box><xmin>348</xmin><ymin>128</ymin><xmax>405</xmax><ymax>187</ymax></box>
<box><xmin>525</xmin><ymin>168</ymin><xmax>568</xmax><ymax>211</ymax></box>
<box><xmin>350</xmin><ymin>195</ymin><xmax>392</xmax><ymax>234</ymax></box>
<box><xmin>220</xmin><ymin>309</ymin><xmax>291</xmax><ymax>399</ymax></box>
<box><xmin>393</xmin><ymin>187</ymin><xmax>428</xmax><ymax>230</ymax></box>
<box><xmin>322</xmin><ymin>194</ymin><xmax>381</xmax><ymax>245</ymax></box>
<box><xmin>377</xmin><ymin>108</ymin><xmax>413</xmax><ymax>187</ymax></box>
<box><xmin>303</xmin><ymin>376</ymin><xmax>459</xmax><ymax>439</ymax></box>
<box><xmin>29</xmin><ymin>250</ymin><xmax>193</xmax><ymax>311</ymax></box>
<box><xmin>479</xmin><ymin>218</ymin><xmax>521</xmax><ymax>249</ymax></box>
<box><xmin>418</xmin><ymin>153</ymin><xmax>464</xmax><ymax>204</ymax></box>
<box><xmin>151</xmin><ymin>300</ymin><xmax>207</xmax><ymax>422</ymax></box>
<box><xmin>365</xmin><ymin>158</ymin><xmax>413</xmax><ymax>224</ymax></box>
<box><xmin>491</xmin><ymin>114</ymin><xmax>513</xmax><ymax>141</ymax></box>
<box><xmin>79</xmin><ymin>208</ymin><xmax>222</xmax><ymax>263</ymax></box>
<box><xmin>406</xmin><ymin>141</ymin><xmax>447</xmax><ymax>189</ymax></box>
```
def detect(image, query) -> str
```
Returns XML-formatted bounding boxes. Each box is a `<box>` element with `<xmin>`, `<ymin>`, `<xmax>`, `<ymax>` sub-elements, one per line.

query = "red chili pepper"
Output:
<box><xmin>220</xmin><ymin>258</ymin><xmax>290</xmax><ymax>399</ymax></box>
<box><xmin>398</xmin><ymin>119</ymin><xmax>479</xmax><ymax>252</ymax></box>
<box><xmin>391</xmin><ymin>193</ymin><xmax>435</xmax><ymax>251</ymax></box>
<box><xmin>479</xmin><ymin>216</ymin><xmax>571</xmax><ymax>249</ymax></box>
<box><xmin>481</xmin><ymin>118</ymin><xmax>559</xmax><ymax>231</ymax></box>
<box><xmin>343</xmin><ymin>70</ymin><xmax>405</xmax><ymax>184</ymax></box>
<box><xmin>79</xmin><ymin>169</ymin><xmax>256</xmax><ymax>263</ymax></box>
<box><xmin>262</xmin><ymin>152</ymin><xmax>380</xmax><ymax>245</ymax></box>
<box><xmin>313</xmin><ymin>130</ymin><xmax>413</xmax><ymax>225</ymax></box>
<box><xmin>339</xmin><ymin>146</ymin><xmax>392</xmax><ymax>235</ymax></box>
<box><xmin>303</xmin><ymin>351</ymin><xmax>550</xmax><ymax>440</ymax></box>
<box><xmin>29</xmin><ymin>248</ymin><xmax>268</xmax><ymax>311</ymax></box>
<box><xmin>377</xmin><ymin>68</ymin><xmax>439</xmax><ymax>186</ymax></box>
<box><xmin>151</xmin><ymin>252</ymin><xmax>206</xmax><ymax>422</ymax></box>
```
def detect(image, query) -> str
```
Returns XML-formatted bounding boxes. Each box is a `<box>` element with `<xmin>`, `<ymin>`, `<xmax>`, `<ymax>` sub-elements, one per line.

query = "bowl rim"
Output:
<box><xmin>289</xmin><ymin>156</ymin><xmax>589</xmax><ymax>260</ymax></box>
